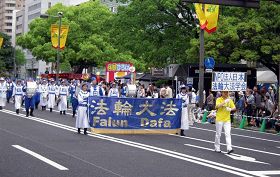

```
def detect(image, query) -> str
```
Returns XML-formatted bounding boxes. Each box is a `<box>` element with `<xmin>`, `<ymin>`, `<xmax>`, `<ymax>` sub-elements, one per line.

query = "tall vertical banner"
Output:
<box><xmin>51</xmin><ymin>24</ymin><xmax>69</xmax><ymax>49</ymax></box>
<box><xmin>88</xmin><ymin>97</ymin><xmax>182</xmax><ymax>134</ymax></box>
<box><xmin>194</xmin><ymin>3</ymin><xmax>219</xmax><ymax>34</ymax></box>
<box><xmin>0</xmin><ymin>37</ymin><xmax>3</xmax><ymax>48</ymax></box>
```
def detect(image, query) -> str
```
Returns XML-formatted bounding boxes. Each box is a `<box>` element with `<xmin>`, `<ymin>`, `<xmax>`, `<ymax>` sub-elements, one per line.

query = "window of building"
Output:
<box><xmin>5</xmin><ymin>16</ymin><xmax>12</xmax><ymax>20</ymax></box>
<box><xmin>48</xmin><ymin>2</ymin><xmax>51</xmax><ymax>8</ymax></box>
<box><xmin>28</xmin><ymin>3</ymin><xmax>41</xmax><ymax>11</ymax></box>
<box><xmin>6</xmin><ymin>3</ymin><xmax>16</xmax><ymax>7</ymax></box>
<box><xmin>28</xmin><ymin>12</ymin><xmax>41</xmax><ymax>20</ymax></box>
<box><xmin>5</xmin><ymin>23</ymin><xmax>12</xmax><ymax>26</ymax></box>
<box><xmin>5</xmin><ymin>29</ymin><xmax>12</xmax><ymax>33</ymax></box>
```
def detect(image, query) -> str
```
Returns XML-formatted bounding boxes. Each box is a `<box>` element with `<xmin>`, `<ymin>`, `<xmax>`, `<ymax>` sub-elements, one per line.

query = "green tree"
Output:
<box><xmin>0</xmin><ymin>32</ymin><xmax>17</xmax><ymax>76</ymax></box>
<box><xmin>109</xmin><ymin>0</ymin><xmax>197</xmax><ymax>69</ymax></box>
<box><xmin>186</xmin><ymin>1</ymin><xmax>280</xmax><ymax>77</ymax></box>
<box><xmin>17</xmin><ymin>1</ymin><xmax>143</xmax><ymax>73</ymax></box>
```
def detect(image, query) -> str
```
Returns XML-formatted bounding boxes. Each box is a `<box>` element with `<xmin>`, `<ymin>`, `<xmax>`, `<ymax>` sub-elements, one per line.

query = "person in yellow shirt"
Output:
<box><xmin>215</xmin><ymin>90</ymin><xmax>236</xmax><ymax>154</ymax></box>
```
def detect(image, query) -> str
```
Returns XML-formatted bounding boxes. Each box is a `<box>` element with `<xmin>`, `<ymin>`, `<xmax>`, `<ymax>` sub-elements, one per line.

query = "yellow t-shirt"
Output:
<box><xmin>215</xmin><ymin>97</ymin><xmax>235</xmax><ymax>122</ymax></box>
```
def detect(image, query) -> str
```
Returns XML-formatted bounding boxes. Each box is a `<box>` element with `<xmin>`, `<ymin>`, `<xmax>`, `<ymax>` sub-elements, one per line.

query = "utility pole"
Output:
<box><xmin>198</xmin><ymin>4</ymin><xmax>205</xmax><ymax>108</ymax></box>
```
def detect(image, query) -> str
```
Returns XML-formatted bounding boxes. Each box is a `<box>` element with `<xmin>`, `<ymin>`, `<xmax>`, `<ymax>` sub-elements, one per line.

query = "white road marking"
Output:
<box><xmin>169</xmin><ymin>134</ymin><xmax>280</xmax><ymax>157</ymax></box>
<box><xmin>250</xmin><ymin>171</ymin><xmax>280</xmax><ymax>176</ymax></box>
<box><xmin>12</xmin><ymin>145</ymin><xmax>68</xmax><ymax>170</ymax></box>
<box><xmin>184</xmin><ymin>144</ymin><xmax>269</xmax><ymax>165</ymax></box>
<box><xmin>0</xmin><ymin>109</ymin><xmax>264</xmax><ymax>177</ymax></box>
<box><xmin>191</xmin><ymin>127</ymin><xmax>280</xmax><ymax>143</ymax></box>
<box><xmin>277</xmin><ymin>147</ymin><xmax>280</xmax><ymax>149</ymax></box>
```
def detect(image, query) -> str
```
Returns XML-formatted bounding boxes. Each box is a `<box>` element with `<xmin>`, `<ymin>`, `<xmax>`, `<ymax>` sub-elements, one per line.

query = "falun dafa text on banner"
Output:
<box><xmin>0</xmin><ymin>37</ymin><xmax>3</xmax><ymax>48</ymax></box>
<box><xmin>51</xmin><ymin>24</ymin><xmax>69</xmax><ymax>49</ymax></box>
<box><xmin>194</xmin><ymin>4</ymin><xmax>219</xmax><ymax>34</ymax></box>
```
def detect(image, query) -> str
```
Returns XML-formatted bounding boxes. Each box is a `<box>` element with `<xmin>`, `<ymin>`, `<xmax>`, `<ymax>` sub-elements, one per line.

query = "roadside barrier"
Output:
<box><xmin>198</xmin><ymin>110</ymin><xmax>279</xmax><ymax>133</ymax></box>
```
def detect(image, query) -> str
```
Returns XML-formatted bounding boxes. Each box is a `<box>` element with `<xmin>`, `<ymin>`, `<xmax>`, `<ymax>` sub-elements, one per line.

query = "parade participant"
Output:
<box><xmin>76</xmin><ymin>83</ymin><xmax>90</xmax><ymax>135</ymax></box>
<box><xmin>89</xmin><ymin>77</ymin><xmax>103</xmax><ymax>96</ymax></box>
<box><xmin>12</xmin><ymin>79</ymin><xmax>24</xmax><ymax>114</ymax></box>
<box><xmin>137</xmin><ymin>84</ymin><xmax>145</xmax><ymax>98</ymax></box>
<box><xmin>108</xmin><ymin>82</ymin><xmax>119</xmax><ymax>97</ymax></box>
<box><xmin>187</xmin><ymin>87</ymin><xmax>197</xmax><ymax>125</ymax></box>
<box><xmin>69</xmin><ymin>80</ymin><xmax>79</xmax><ymax>117</ymax></box>
<box><xmin>23</xmin><ymin>78</ymin><xmax>37</xmax><ymax>117</ymax></box>
<box><xmin>39</xmin><ymin>79</ymin><xmax>48</xmax><ymax>111</ymax></box>
<box><xmin>34</xmin><ymin>80</ymin><xmax>40</xmax><ymax>109</ymax></box>
<box><xmin>176</xmin><ymin>85</ymin><xmax>189</xmax><ymax>136</ymax></box>
<box><xmin>0</xmin><ymin>77</ymin><xmax>7</xmax><ymax>110</ymax></box>
<box><xmin>47</xmin><ymin>79</ymin><xmax>56</xmax><ymax>112</ymax></box>
<box><xmin>120</xmin><ymin>83</ymin><xmax>127</xmax><ymax>98</ymax></box>
<box><xmin>58</xmin><ymin>80</ymin><xmax>69</xmax><ymax>115</ymax></box>
<box><xmin>6</xmin><ymin>79</ymin><xmax>14</xmax><ymax>103</ymax></box>
<box><xmin>215</xmin><ymin>90</ymin><xmax>236</xmax><ymax>154</ymax></box>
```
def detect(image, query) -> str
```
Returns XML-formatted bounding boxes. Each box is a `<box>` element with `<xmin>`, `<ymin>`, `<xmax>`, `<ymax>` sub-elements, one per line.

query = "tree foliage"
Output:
<box><xmin>0</xmin><ymin>32</ymin><xmax>25</xmax><ymax>76</ymax></box>
<box><xmin>186</xmin><ymin>1</ymin><xmax>280</xmax><ymax>76</ymax></box>
<box><xmin>109</xmin><ymin>0</ymin><xmax>197</xmax><ymax>68</ymax></box>
<box><xmin>17</xmin><ymin>1</ymin><xmax>142</xmax><ymax>73</ymax></box>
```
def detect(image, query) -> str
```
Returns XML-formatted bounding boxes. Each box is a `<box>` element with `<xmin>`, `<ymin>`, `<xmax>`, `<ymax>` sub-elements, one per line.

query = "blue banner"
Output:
<box><xmin>88</xmin><ymin>97</ymin><xmax>182</xmax><ymax>130</ymax></box>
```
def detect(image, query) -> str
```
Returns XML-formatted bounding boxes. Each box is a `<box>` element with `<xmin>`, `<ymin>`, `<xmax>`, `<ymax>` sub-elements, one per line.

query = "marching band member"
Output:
<box><xmin>47</xmin><ymin>79</ymin><xmax>56</xmax><ymax>112</ymax></box>
<box><xmin>39</xmin><ymin>79</ymin><xmax>48</xmax><ymax>111</ymax></box>
<box><xmin>176</xmin><ymin>85</ymin><xmax>189</xmax><ymax>136</ymax></box>
<box><xmin>69</xmin><ymin>80</ymin><xmax>79</xmax><ymax>117</ymax></box>
<box><xmin>108</xmin><ymin>82</ymin><xmax>119</xmax><ymax>97</ymax></box>
<box><xmin>89</xmin><ymin>77</ymin><xmax>103</xmax><ymax>97</ymax></box>
<box><xmin>23</xmin><ymin>78</ymin><xmax>37</xmax><ymax>117</ymax></box>
<box><xmin>58</xmin><ymin>80</ymin><xmax>69</xmax><ymax>115</ymax></box>
<box><xmin>6</xmin><ymin>79</ymin><xmax>14</xmax><ymax>103</ymax></box>
<box><xmin>0</xmin><ymin>77</ymin><xmax>7</xmax><ymax>110</ymax></box>
<box><xmin>76</xmin><ymin>83</ymin><xmax>90</xmax><ymax>135</ymax></box>
<box><xmin>12</xmin><ymin>79</ymin><xmax>24</xmax><ymax>114</ymax></box>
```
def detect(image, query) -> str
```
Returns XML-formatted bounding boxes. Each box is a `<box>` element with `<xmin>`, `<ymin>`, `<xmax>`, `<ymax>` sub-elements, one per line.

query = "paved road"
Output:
<box><xmin>0</xmin><ymin>103</ymin><xmax>280</xmax><ymax>177</ymax></box>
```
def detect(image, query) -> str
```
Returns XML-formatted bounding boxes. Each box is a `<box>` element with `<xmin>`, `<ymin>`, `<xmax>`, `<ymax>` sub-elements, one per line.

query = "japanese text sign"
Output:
<box><xmin>212</xmin><ymin>72</ymin><xmax>247</xmax><ymax>91</ymax></box>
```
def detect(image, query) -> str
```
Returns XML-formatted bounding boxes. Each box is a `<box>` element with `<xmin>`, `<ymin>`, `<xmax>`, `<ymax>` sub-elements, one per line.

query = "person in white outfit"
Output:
<box><xmin>176</xmin><ymin>85</ymin><xmax>189</xmax><ymax>136</ymax></box>
<box><xmin>89</xmin><ymin>77</ymin><xmax>103</xmax><ymax>97</ymax></box>
<box><xmin>47</xmin><ymin>79</ymin><xmax>56</xmax><ymax>112</ymax></box>
<box><xmin>187</xmin><ymin>87</ymin><xmax>197</xmax><ymax>125</ymax></box>
<box><xmin>12</xmin><ymin>79</ymin><xmax>24</xmax><ymax>114</ymax></box>
<box><xmin>108</xmin><ymin>83</ymin><xmax>119</xmax><ymax>97</ymax></box>
<box><xmin>0</xmin><ymin>77</ymin><xmax>7</xmax><ymax>110</ymax></box>
<box><xmin>58</xmin><ymin>80</ymin><xmax>69</xmax><ymax>115</ymax></box>
<box><xmin>39</xmin><ymin>79</ymin><xmax>48</xmax><ymax>111</ymax></box>
<box><xmin>215</xmin><ymin>91</ymin><xmax>236</xmax><ymax>154</ymax></box>
<box><xmin>76</xmin><ymin>83</ymin><xmax>90</xmax><ymax>135</ymax></box>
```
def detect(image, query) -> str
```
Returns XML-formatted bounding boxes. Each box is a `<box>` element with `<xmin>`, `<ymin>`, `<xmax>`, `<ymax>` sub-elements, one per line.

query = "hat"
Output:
<box><xmin>0</xmin><ymin>77</ymin><xmax>4</xmax><ymax>81</ymax></box>
<box><xmin>91</xmin><ymin>77</ymin><xmax>96</xmax><ymax>81</ymax></box>
<box><xmin>180</xmin><ymin>85</ymin><xmax>186</xmax><ymax>89</ymax></box>
<box><xmin>192</xmin><ymin>88</ymin><xmax>196</xmax><ymax>92</ymax></box>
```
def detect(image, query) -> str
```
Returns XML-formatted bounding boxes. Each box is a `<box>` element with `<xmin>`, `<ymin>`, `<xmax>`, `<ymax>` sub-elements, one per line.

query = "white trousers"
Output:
<box><xmin>214</xmin><ymin>121</ymin><xmax>232</xmax><ymax>151</ymax></box>
<box><xmin>75</xmin><ymin>106</ymin><xmax>90</xmax><ymax>128</ymax></box>
<box><xmin>58</xmin><ymin>95</ymin><xmax>67</xmax><ymax>111</ymax></box>
<box><xmin>0</xmin><ymin>97</ymin><xmax>6</xmax><ymax>107</ymax></box>
<box><xmin>48</xmin><ymin>94</ymin><xmax>56</xmax><ymax>108</ymax></box>
<box><xmin>181</xmin><ymin>107</ymin><xmax>189</xmax><ymax>130</ymax></box>
<box><xmin>14</xmin><ymin>95</ymin><xmax>22</xmax><ymax>109</ymax></box>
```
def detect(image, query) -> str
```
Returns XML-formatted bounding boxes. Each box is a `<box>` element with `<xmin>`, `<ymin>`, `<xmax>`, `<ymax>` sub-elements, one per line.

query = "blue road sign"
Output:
<box><xmin>205</xmin><ymin>57</ymin><xmax>215</xmax><ymax>69</ymax></box>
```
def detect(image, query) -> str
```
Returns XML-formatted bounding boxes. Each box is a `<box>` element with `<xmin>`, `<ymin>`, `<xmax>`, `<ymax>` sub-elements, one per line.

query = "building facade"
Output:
<box><xmin>0</xmin><ymin>0</ymin><xmax>16</xmax><ymax>36</ymax></box>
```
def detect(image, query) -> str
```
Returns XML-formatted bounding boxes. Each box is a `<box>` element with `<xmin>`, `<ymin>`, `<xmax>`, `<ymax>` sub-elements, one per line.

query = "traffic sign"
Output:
<box><xmin>205</xmin><ymin>69</ymin><xmax>213</xmax><ymax>73</ymax></box>
<box><xmin>187</xmin><ymin>77</ymin><xmax>193</xmax><ymax>85</ymax></box>
<box><xmin>204</xmin><ymin>57</ymin><xmax>215</xmax><ymax>69</ymax></box>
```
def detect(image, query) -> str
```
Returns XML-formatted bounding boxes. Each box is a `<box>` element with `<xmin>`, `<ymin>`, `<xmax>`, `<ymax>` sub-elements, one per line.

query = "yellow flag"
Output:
<box><xmin>51</xmin><ymin>24</ymin><xmax>69</xmax><ymax>49</ymax></box>
<box><xmin>205</xmin><ymin>4</ymin><xmax>219</xmax><ymax>34</ymax></box>
<box><xmin>194</xmin><ymin>3</ymin><xmax>207</xmax><ymax>29</ymax></box>
<box><xmin>194</xmin><ymin>4</ymin><xmax>219</xmax><ymax>34</ymax></box>
<box><xmin>0</xmin><ymin>37</ymin><xmax>3</xmax><ymax>48</ymax></box>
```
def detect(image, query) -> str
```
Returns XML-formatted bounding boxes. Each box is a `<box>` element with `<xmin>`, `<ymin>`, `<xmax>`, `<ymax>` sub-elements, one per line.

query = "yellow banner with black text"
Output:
<box><xmin>51</xmin><ymin>24</ymin><xmax>69</xmax><ymax>49</ymax></box>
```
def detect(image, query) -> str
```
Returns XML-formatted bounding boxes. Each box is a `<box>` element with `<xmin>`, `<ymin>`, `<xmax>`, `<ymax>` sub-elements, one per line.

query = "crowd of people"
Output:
<box><xmin>0</xmin><ymin>76</ymin><xmax>279</xmax><ymax>135</ymax></box>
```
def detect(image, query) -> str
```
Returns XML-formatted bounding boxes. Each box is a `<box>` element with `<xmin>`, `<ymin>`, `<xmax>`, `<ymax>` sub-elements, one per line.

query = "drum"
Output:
<box><xmin>126</xmin><ymin>84</ymin><xmax>137</xmax><ymax>97</ymax></box>
<box><xmin>26</xmin><ymin>82</ymin><xmax>37</xmax><ymax>98</ymax></box>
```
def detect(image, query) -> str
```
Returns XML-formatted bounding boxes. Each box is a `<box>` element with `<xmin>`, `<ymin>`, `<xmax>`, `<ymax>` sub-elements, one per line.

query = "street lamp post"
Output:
<box><xmin>40</xmin><ymin>12</ymin><xmax>63</xmax><ymax>81</ymax></box>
